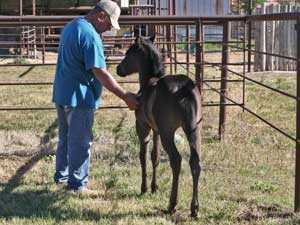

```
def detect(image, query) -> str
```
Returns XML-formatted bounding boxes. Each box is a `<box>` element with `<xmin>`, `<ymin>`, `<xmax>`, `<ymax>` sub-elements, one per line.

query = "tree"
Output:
<box><xmin>242</xmin><ymin>0</ymin><xmax>267</xmax><ymax>14</ymax></box>
<box><xmin>232</xmin><ymin>0</ymin><xmax>267</xmax><ymax>14</ymax></box>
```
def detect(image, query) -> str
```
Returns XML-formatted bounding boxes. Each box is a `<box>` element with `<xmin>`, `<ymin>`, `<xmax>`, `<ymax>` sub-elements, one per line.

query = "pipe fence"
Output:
<box><xmin>0</xmin><ymin>14</ymin><xmax>300</xmax><ymax>211</ymax></box>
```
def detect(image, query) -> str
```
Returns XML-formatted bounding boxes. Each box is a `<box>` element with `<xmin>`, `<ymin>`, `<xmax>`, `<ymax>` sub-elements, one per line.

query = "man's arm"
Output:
<box><xmin>92</xmin><ymin>67</ymin><xmax>138</xmax><ymax>110</ymax></box>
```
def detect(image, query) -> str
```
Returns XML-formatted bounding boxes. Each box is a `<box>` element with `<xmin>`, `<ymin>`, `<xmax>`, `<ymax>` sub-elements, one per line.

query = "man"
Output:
<box><xmin>52</xmin><ymin>0</ymin><xmax>138</xmax><ymax>195</ymax></box>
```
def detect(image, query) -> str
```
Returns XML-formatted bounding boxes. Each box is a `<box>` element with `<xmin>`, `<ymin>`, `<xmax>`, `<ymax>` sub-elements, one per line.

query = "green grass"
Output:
<box><xmin>0</xmin><ymin>64</ymin><xmax>300</xmax><ymax>224</ymax></box>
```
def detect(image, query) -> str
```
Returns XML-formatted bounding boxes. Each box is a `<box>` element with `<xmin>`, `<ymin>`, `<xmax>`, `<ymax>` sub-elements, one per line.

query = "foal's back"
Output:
<box><xmin>149</xmin><ymin>74</ymin><xmax>201</xmax><ymax>133</ymax></box>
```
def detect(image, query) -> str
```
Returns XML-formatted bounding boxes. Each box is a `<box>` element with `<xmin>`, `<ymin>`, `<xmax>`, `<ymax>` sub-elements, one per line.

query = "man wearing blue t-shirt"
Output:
<box><xmin>52</xmin><ymin>0</ymin><xmax>138</xmax><ymax>195</ymax></box>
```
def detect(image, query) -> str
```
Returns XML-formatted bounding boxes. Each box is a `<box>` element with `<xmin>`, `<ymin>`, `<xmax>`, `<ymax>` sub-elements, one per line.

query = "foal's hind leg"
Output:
<box><xmin>136</xmin><ymin>120</ymin><xmax>151</xmax><ymax>193</ymax></box>
<box><xmin>151</xmin><ymin>132</ymin><xmax>161</xmax><ymax>193</ymax></box>
<box><xmin>184</xmin><ymin>126</ymin><xmax>201</xmax><ymax>217</ymax></box>
<box><xmin>160</xmin><ymin>129</ymin><xmax>182</xmax><ymax>214</ymax></box>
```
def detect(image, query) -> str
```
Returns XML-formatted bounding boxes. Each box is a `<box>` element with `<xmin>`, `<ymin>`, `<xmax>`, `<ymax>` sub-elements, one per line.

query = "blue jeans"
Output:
<box><xmin>54</xmin><ymin>104</ymin><xmax>94</xmax><ymax>191</ymax></box>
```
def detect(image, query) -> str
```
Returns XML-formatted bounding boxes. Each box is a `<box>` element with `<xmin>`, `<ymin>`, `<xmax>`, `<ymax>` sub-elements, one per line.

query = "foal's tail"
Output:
<box><xmin>181</xmin><ymin>82</ymin><xmax>202</xmax><ymax>138</ymax></box>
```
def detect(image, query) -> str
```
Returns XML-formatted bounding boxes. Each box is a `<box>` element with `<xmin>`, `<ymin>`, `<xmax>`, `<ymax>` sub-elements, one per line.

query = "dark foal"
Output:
<box><xmin>116</xmin><ymin>36</ymin><xmax>202</xmax><ymax>217</ymax></box>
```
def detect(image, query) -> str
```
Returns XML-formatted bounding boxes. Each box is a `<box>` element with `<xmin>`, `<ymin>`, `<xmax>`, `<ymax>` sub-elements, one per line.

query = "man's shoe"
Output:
<box><xmin>54</xmin><ymin>180</ymin><xmax>68</xmax><ymax>190</ymax></box>
<box><xmin>67</xmin><ymin>187</ymin><xmax>103</xmax><ymax>198</ymax></box>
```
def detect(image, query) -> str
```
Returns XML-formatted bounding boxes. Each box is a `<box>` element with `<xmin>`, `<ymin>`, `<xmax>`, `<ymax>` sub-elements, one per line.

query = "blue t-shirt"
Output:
<box><xmin>52</xmin><ymin>17</ymin><xmax>106</xmax><ymax>109</ymax></box>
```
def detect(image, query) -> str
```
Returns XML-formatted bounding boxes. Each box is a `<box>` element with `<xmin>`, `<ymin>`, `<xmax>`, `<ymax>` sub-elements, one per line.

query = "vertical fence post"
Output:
<box><xmin>247</xmin><ymin>0</ymin><xmax>253</xmax><ymax>72</ymax></box>
<box><xmin>186</xmin><ymin>25</ymin><xmax>190</xmax><ymax>75</ymax></box>
<box><xmin>243</xmin><ymin>20</ymin><xmax>247</xmax><ymax>109</ymax></box>
<box><xmin>218</xmin><ymin>21</ymin><xmax>230</xmax><ymax>139</ymax></box>
<box><xmin>195</xmin><ymin>18</ymin><xmax>202</xmax><ymax>94</ymax></box>
<box><xmin>295</xmin><ymin>19</ymin><xmax>300</xmax><ymax>212</ymax></box>
<box><xmin>42</xmin><ymin>26</ymin><xmax>45</xmax><ymax>64</ymax></box>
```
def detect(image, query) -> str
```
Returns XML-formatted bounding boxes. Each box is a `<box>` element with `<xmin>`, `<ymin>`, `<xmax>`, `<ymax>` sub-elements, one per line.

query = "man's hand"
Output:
<box><xmin>123</xmin><ymin>91</ymin><xmax>139</xmax><ymax>110</ymax></box>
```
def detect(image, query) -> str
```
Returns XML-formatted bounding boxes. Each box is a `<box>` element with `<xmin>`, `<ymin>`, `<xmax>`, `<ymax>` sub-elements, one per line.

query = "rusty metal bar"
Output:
<box><xmin>186</xmin><ymin>25</ymin><xmax>190</xmax><ymax>74</ymax></box>
<box><xmin>204</xmin><ymin>81</ymin><xmax>298</xmax><ymax>143</ymax></box>
<box><xmin>203</xmin><ymin>103</ymin><xmax>242</xmax><ymax>107</ymax></box>
<box><xmin>247</xmin><ymin>21</ymin><xmax>252</xmax><ymax>72</ymax></box>
<box><xmin>0</xmin><ymin>80</ymin><xmax>139</xmax><ymax>85</ymax></box>
<box><xmin>174</xmin><ymin>25</ymin><xmax>177</xmax><ymax>73</ymax></box>
<box><xmin>226</xmin><ymin>67</ymin><xmax>298</xmax><ymax>100</ymax></box>
<box><xmin>295</xmin><ymin>20</ymin><xmax>300</xmax><ymax>212</ymax></box>
<box><xmin>218</xmin><ymin>21</ymin><xmax>230</xmax><ymax>138</ymax></box>
<box><xmin>195</xmin><ymin>18</ymin><xmax>202</xmax><ymax>94</ymax></box>
<box><xmin>1</xmin><ymin>14</ymin><xmax>300</xmax><ymax>24</ymax></box>
<box><xmin>201</xmin><ymin>22</ymin><xmax>204</xmax><ymax>85</ymax></box>
<box><xmin>229</xmin><ymin>44</ymin><xmax>297</xmax><ymax>61</ymax></box>
<box><xmin>0</xmin><ymin>106</ymin><xmax>129</xmax><ymax>111</ymax></box>
<box><xmin>41</xmin><ymin>26</ymin><xmax>45</xmax><ymax>64</ymax></box>
<box><xmin>243</xmin><ymin>20</ymin><xmax>247</xmax><ymax>109</ymax></box>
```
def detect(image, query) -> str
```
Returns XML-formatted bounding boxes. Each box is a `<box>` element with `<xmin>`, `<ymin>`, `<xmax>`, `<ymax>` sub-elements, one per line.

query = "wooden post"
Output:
<box><xmin>266</xmin><ymin>4</ymin><xmax>275</xmax><ymax>71</ymax></box>
<box><xmin>19</xmin><ymin>0</ymin><xmax>23</xmax><ymax>16</ymax></box>
<box><xmin>287</xmin><ymin>4</ymin><xmax>292</xmax><ymax>71</ymax></box>
<box><xmin>274</xmin><ymin>4</ymin><xmax>280</xmax><ymax>70</ymax></box>
<box><xmin>259</xmin><ymin>3</ymin><xmax>266</xmax><ymax>71</ymax></box>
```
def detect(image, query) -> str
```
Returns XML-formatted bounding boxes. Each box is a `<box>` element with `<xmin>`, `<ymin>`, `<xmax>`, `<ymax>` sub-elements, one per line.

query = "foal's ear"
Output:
<box><xmin>149</xmin><ymin>35</ymin><xmax>156</xmax><ymax>43</ymax></box>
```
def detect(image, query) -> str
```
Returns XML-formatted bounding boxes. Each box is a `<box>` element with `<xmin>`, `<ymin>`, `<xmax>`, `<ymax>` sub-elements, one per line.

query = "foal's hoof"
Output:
<box><xmin>191</xmin><ymin>211</ymin><xmax>198</xmax><ymax>218</ymax></box>
<box><xmin>162</xmin><ymin>208</ymin><xmax>176</xmax><ymax>215</ymax></box>
<box><xmin>191</xmin><ymin>205</ymin><xmax>199</xmax><ymax>218</ymax></box>
<box><xmin>141</xmin><ymin>188</ymin><xmax>147</xmax><ymax>194</ymax></box>
<box><xmin>151</xmin><ymin>184</ymin><xmax>158</xmax><ymax>193</ymax></box>
<box><xmin>141</xmin><ymin>184</ymin><xmax>147</xmax><ymax>194</ymax></box>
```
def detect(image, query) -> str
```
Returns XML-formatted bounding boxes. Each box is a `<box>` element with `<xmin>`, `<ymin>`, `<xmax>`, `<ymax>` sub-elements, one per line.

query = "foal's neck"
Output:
<box><xmin>138</xmin><ymin>52</ymin><xmax>164</xmax><ymax>90</ymax></box>
<box><xmin>139</xmin><ymin>70</ymin><xmax>163</xmax><ymax>91</ymax></box>
<box><xmin>139</xmin><ymin>71</ymin><xmax>152</xmax><ymax>90</ymax></box>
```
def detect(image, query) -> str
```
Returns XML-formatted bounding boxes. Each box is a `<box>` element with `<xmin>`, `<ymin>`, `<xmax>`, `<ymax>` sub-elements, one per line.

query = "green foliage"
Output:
<box><xmin>232</xmin><ymin>0</ymin><xmax>267</xmax><ymax>14</ymax></box>
<box><xmin>250</xmin><ymin>181</ymin><xmax>278</xmax><ymax>193</ymax></box>
<box><xmin>13</xmin><ymin>57</ymin><xmax>28</xmax><ymax>65</ymax></box>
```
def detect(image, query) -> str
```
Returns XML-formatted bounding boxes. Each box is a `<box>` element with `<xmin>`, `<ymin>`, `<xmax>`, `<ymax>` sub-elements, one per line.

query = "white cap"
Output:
<box><xmin>97</xmin><ymin>0</ymin><xmax>121</xmax><ymax>30</ymax></box>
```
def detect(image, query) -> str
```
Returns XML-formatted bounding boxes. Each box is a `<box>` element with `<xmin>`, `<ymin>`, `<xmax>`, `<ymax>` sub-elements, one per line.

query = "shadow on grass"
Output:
<box><xmin>0</xmin><ymin>188</ymin><xmax>168</xmax><ymax>222</ymax></box>
<box><xmin>0</xmin><ymin>118</ymin><xmax>170</xmax><ymax>222</ymax></box>
<box><xmin>2</xmin><ymin>120</ymin><xmax>57</xmax><ymax>193</ymax></box>
<box><xmin>237</xmin><ymin>203</ymin><xmax>300</xmax><ymax>223</ymax></box>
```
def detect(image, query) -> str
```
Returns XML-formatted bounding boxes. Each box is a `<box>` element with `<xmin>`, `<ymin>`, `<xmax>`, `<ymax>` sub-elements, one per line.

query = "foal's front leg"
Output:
<box><xmin>151</xmin><ymin>132</ymin><xmax>161</xmax><ymax>193</ymax></box>
<box><xmin>136</xmin><ymin>120</ymin><xmax>151</xmax><ymax>193</ymax></box>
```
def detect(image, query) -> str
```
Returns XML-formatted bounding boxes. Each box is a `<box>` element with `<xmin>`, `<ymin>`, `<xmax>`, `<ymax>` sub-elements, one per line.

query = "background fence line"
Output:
<box><xmin>254</xmin><ymin>3</ymin><xmax>299</xmax><ymax>71</ymax></box>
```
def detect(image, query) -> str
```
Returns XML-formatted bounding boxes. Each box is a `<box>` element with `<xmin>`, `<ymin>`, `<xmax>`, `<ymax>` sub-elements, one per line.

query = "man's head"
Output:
<box><xmin>86</xmin><ymin>0</ymin><xmax>121</xmax><ymax>33</ymax></box>
<box><xmin>97</xmin><ymin>0</ymin><xmax>121</xmax><ymax>30</ymax></box>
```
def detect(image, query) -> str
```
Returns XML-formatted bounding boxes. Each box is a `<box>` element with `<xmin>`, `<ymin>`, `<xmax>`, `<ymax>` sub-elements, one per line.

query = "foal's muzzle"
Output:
<box><xmin>116</xmin><ymin>65</ymin><xmax>127</xmax><ymax>77</ymax></box>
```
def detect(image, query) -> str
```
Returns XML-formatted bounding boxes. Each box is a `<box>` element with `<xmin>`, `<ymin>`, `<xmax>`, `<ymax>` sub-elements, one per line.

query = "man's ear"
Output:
<box><xmin>98</xmin><ymin>11</ymin><xmax>106</xmax><ymax>20</ymax></box>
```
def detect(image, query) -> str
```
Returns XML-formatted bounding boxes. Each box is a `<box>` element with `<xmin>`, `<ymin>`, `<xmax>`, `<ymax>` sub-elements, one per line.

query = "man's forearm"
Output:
<box><xmin>92</xmin><ymin>68</ymin><xmax>126</xmax><ymax>100</ymax></box>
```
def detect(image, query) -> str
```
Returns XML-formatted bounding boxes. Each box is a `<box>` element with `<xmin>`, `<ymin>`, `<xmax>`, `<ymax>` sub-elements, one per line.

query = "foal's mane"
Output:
<box><xmin>139</xmin><ymin>37</ymin><xmax>165</xmax><ymax>78</ymax></box>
